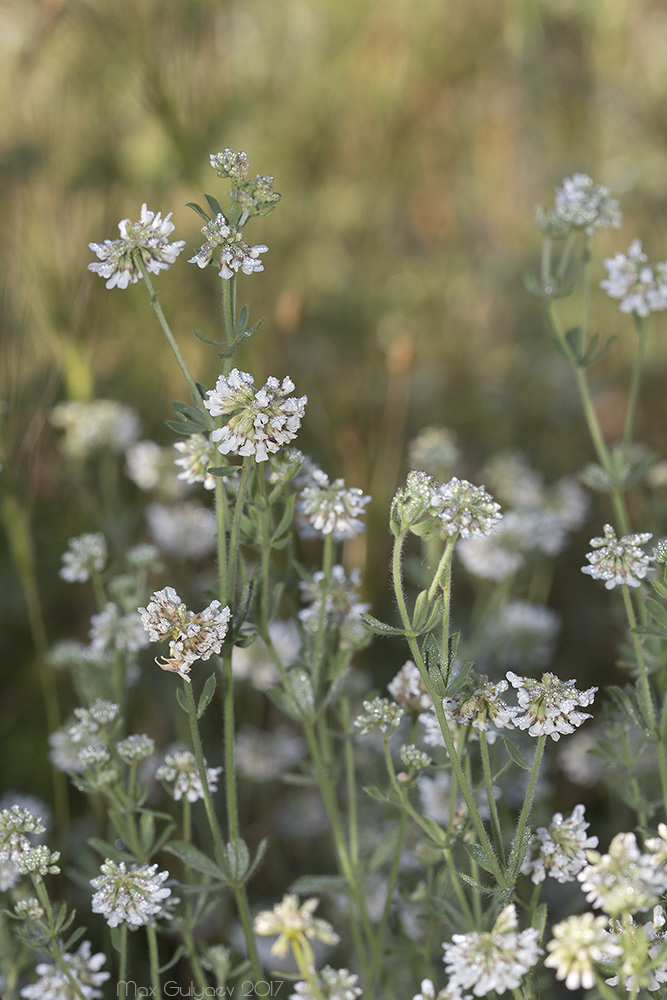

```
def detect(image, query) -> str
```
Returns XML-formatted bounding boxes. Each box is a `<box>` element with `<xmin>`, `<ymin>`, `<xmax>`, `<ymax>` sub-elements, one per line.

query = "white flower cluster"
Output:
<box><xmin>139</xmin><ymin>586</ymin><xmax>231</xmax><ymax>682</ymax></box>
<box><xmin>289</xmin><ymin>967</ymin><xmax>361</xmax><ymax>1000</ymax></box>
<box><xmin>20</xmin><ymin>939</ymin><xmax>109</xmax><ymax>1000</ymax></box>
<box><xmin>443</xmin><ymin>904</ymin><xmax>542</xmax><ymax>996</ymax></box>
<box><xmin>89</xmin><ymin>602</ymin><xmax>149</xmax><ymax>653</ymax></box>
<box><xmin>388</xmin><ymin>660</ymin><xmax>433</xmax><ymax>714</ymax></box>
<box><xmin>547</xmin><ymin>173</ymin><xmax>622</xmax><ymax>235</ymax></box>
<box><xmin>253</xmin><ymin>894</ymin><xmax>340</xmax><ymax>959</ymax></box>
<box><xmin>146</xmin><ymin>501</ymin><xmax>217</xmax><ymax>559</ymax></box>
<box><xmin>582</xmin><ymin>523</ymin><xmax>653</xmax><ymax>589</ymax></box>
<box><xmin>545</xmin><ymin>912</ymin><xmax>621</xmax><ymax>990</ymax></box>
<box><xmin>298</xmin><ymin>468</ymin><xmax>370</xmax><ymax>539</ymax></box>
<box><xmin>521</xmin><ymin>804</ymin><xmax>598</xmax><ymax>884</ymax></box>
<box><xmin>59</xmin><ymin>532</ymin><xmax>107</xmax><ymax>583</ymax></box>
<box><xmin>354</xmin><ymin>697</ymin><xmax>405</xmax><ymax>736</ymax></box>
<box><xmin>578</xmin><ymin>831</ymin><xmax>667</xmax><ymax>917</ymax></box>
<box><xmin>156</xmin><ymin>749</ymin><xmax>222</xmax><ymax>802</ymax></box>
<box><xmin>204</xmin><ymin>368</ymin><xmax>307</xmax><ymax>463</ymax></box>
<box><xmin>601</xmin><ymin>239</ymin><xmax>667</xmax><ymax>317</ymax></box>
<box><xmin>442</xmin><ymin>677</ymin><xmax>517</xmax><ymax>737</ymax></box>
<box><xmin>298</xmin><ymin>565</ymin><xmax>370</xmax><ymax>651</ymax></box>
<box><xmin>174</xmin><ymin>433</ymin><xmax>217</xmax><ymax>490</ymax></box>
<box><xmin>51</xmin><ymin>399</ymin><xmax>141</xmax><ymax>458</ymax></box>
<box><xmin>506</xmin><ymin>670</ymin><xmax>597</xmax><ymax>741</ymax></box>
<box><xmin>90</xmin><ymin>858</ymin><xmax>173</xmax><ymax>928</ymax></box>
<box><xmin>88</xmin><ymin>204</ymin><xmax>185</xmax><ymax>289</ymax></box>
<box><xmin>189</xmin><ymin>213</ymin><xmax>268</xmax><ymax>279</ymax></box>
<box><xmin>429</xmin><ymin>477</ymin><xmax>502</xmax><ymax>540</ymax></box>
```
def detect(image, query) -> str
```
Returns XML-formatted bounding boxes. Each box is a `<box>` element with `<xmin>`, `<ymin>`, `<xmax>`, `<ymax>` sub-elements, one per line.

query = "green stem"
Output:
<box><xmin>392</xmin><ymin>534</ymin><xmax>505</xmax><ymax>885</ymax></box>
<box><xmin>303</xmin><ymin>718</ymin><xmax>374</xmax><ymax>985</ymax></box>
<box><xmin>136</xmin><ymin>256</ymin><xmax>211</xmax><ymax>421</ymax></box>
<box><xmin>312</xmin><ymin>532</ymin><xmax>335</xmax><ymax>695</ymax></box>
<box><xmin>479</xmin><ymin>732</ymin><xmax>505</xmax><ymax>864</ymax></box>
<box><xmin>118</xmin><ymin>923</ymin><xmax>128</xmax><ymax>993</ymax></box>
<box><xmin>507</xmin><ymin>735</ymin><xmax>546</xmax><ymax>882</ymax></box>
<box><xmin>146</xmin><ymin>923</ymin><xmax>162</xmax><ymax>998</ymax></box>
<box><xmin>623</xmin><ymin>314</ymin><xmax>648</xmax><ymax>459</ymax></box>
<box><xmin>33</xmin><ymin>880</ymin><xmax>88</xmax><ymax>1000</ymax></box>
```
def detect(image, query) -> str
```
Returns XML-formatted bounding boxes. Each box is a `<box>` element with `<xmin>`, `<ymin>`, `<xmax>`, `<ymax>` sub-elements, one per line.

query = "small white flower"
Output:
<box><xmin>545</xmin><ymin>913</ymin><xmax>621</xmax><ymax>990</ymax></box>
<box><xmin>601</xmin><ymin>239</ymin><xmax>667</xmax><ymax>316</ymax></box>
<box><xmin>442</xmin><ymin>677</ymin><xmax>516</xmax><ymax>736</ymax></box>
<box><xmin>205</xmin><ymin>368</ymin><xmax>306</xmax><ymax>463</ymax></box>
<box><xmin>88</xmin><ymin>204</ymin><xmax>185</xmax><ymax>289</ymax></box>
<box><xmin>210</xmin><ymin>148</ymin><xmax>249</xmax><ymax>180</ymax></box>
<box><xmin>506</xmin><ymin>671</ymin><xmax>597</xmax><ymax>741</ymax></box>
<box><xmin>289</xmin><ymin>967</ymin><xmax>361</xmax><ymax>1000</ymax></box>
<box><xmin>20</xmin><ymin>939</ymin><xmax>109</xmax><ymax>1000</ymax></box>
<box><xmin>429</xmin><ymin>478</ymin><xmax>502</xmax><ymax>540</ymax></box>
<box><xmin>353</xmin><ymin>698</ymin><xmax>404</xmax><ymax>736</ymax></box>
<box><xmin>544</xmin><ymin>173</ymin><xmax>622</xmax><ymax>235</ymax></box>
<box><xmin>116</xmin><ymin>734</ymin><xmax>155</xmax><ymax>763</ymax></box>
<box><xmin>388</xmin><ymin>660</ymin><xmax>432</xmax><ymax>714</ymax></box>
<box><xmin>174</xmin><ymin>433</ymin><xmax>217</xmax><ymax>490</ymax></box>
<box><xmin>146</xmin><ymin>501</ymin><xmax>217</xmax><ymax>559</ymax></box>
<box><xmin>189</xmin><ymin>213</ymin><xmax>268</xmax><ymax>279</ymax></box>
<box><xmin>582</xmin><ymin>523</ymin><xmax>653</xmax><ymax>589</ymax></box>
<box><xmin>253</xmin><ymin>894</ymin><xmax>339</xmax><ymax>960</ymax></box>
<box><xmin>521</xmin><ymin>804</ymin><xmax>598</xmax><ymax>884</ymax></box>
<box><xmin>156</xmin><ymin>749</ymin><xmax>221</xmax><ymax>802</ymax></box>
<box><xmin>578</xmin><ymin>832</ymin><xmax>667</xmax><ymax>916</ymax></box>
<box><xmin>0</xmin><ymin>805</ymin><xmax>46</xmax><ymax>863</ymax></box>
<box><xmin>51</xmin><ymin>400</ymin><xmax>141</xmax><ymax>458</ymax></box>
<box><xmin>298</xmin><ymin>469</ymin><xmax>370</xmax><ymax>539</ymax></box>
<box><xmin>443</xmin><ymin>904</ymin><xmax>542</xmax><ymax>996</ymax></box>
<box><xmin>59</xmin><ymin>533</ymin><xmax>107</xmax><ymax>583</ymax></box>
<box><xmin>90</xmin><ymin>858</ymin><xmax>172</xmax><ymax>928</ymax></box>
<box><xmin>89</xmin><ymin>603</ymin><xmax>149</xmax><ymax>653</ymax></box>
<box><xmin>139</xmin><ymin>586</ymin><xmax>231</xmax><ymax>682</ymax></box>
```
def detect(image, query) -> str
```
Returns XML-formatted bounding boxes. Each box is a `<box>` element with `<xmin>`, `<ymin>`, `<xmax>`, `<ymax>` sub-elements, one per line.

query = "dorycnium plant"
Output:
<box><xmin>4</xmin><ymin>159</ymin><xmax>667</xmax><ymax>1000</ymax></box>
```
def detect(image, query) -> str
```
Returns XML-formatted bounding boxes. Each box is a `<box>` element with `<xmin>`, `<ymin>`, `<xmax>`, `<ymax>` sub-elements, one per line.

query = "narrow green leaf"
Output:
<box><xmin>197</xmin><ymin>673</ymin><xmax>217</xmax><ymax>718</ymax></box>
<box><xmin>164</xmin><ymin>841</ymin><xmax>225</xmax><ymax>879</ymax></box>
<box><xmin>203</xmin><ymin>193</ymin><xmax>224</xmax><ymax>218</ymax></box>
<box><xmin>464</xmin><ymin>842</ymin><xmax>499</xmax><ymax>875</ymax></box>
<box><xmin>360</xmin><ymin>613</ymin><xmax>406</xmax><ymax>636</ymax></box>
<box><xmin>207</xmin><ymin>465</ymin><xmax>239</xmax><ymax>478</ymax></box>
<box><xmin>219</xmin><ymin>838</ymin><xmax>250</xmax><ymax>883</ymax></box>
<box><xmin>367</xmin><ymin>826</ymin><xmax>401</xmax><ymax>873</ymax></box>
<box><xmin>246</xmin><ymin>837</ymin><xmax>269</xmax><ymax>881</ymax></box>
<box><xmin>186</xmin><ymin>201</ymin><xmax>211</xmax><ymax>223</ymax></box>
<box><xmin>165</xmin><ymin>419</ymin><xmax>201</xmax><ymax>436</ymax></box>
<box><xmin>139</xmin><ymin>811</ymin><xmax>155</xmax><ymax>855</ymax></box>
<box><xmin>175</xmin><ymin>688</ymin><xmax>189</xmax><ymax>714</ymax></box>
<box><xmin>236</xmin><ymin>304</ymin><xmax>249</xmax><ymax>337</ymax></box>
<box><xmin>192</xmin><ymin>328</ymin><xmax>226</xmax><ymax>347</ymax></box>
<box><xmin>503</xmin><ymin>737</ymin><xmax>531</xmax><ymax>770</ymax></box>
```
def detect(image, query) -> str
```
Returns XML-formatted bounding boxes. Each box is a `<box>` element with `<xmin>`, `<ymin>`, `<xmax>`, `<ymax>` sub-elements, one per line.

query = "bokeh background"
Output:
<box><xmin>3</xmin><ymin>0</ymin><xmax>667</xmax><ymax>813</ymax></box>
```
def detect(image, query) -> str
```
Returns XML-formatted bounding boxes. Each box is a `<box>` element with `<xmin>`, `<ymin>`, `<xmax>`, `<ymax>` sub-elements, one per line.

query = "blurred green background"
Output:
<box><xmin>3</xmin><ymin>0</ymin><xmax>667</xmax><ymax>794</ymax></box>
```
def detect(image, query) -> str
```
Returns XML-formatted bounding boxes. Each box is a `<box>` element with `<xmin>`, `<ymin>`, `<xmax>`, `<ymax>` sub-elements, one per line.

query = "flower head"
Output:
<box><xmin>388</xmin><ymin>660</ymin><xmax>432</xmax><ymax>714</ymax></box>
<box><xmin>289</xmin><ymin>967</ymin><xmax>361</xmax><ymax>1000</ymax></box>
<box><xmin>210</xmin><ymin>148</ymin><xmax>249</xmax><ymax>180</ymax></box>
<box><xmin>354</xmin><ymin>697</ymin><xmax>405</xmax><ymax>736</ymax></box>
<box><xmin>59</xmin><ymin>533</ymin><xmax>107</xmax><ymax>583</ymax></box>
<box><xmin>443</xmin><ymin>904</ymin><xmax>542</xmax><ymax>996</ymax></box>
<box><xmin>429</xmin><ymin>478</ymin><xmax>502</xmax><ymax>540</ymax></box>
<box><xmin>15</xmin><ymin>843</ymin><xmax>61</xmax><ymax>881</ymax></box>
<box><xmin>204</xmin><ymin>368</ymin><xmax>307</xmax><ymax>463</ymax></box>
<box><xmin>20</xmin><ymin>939</ymin><xmax>109</xmax><ymax>1000</ymax></box>
<box><xmin>582</xmin><ymin>523</ymin><xmax>653</xmax><ymax>589</ymax></box>
<box><xmin>139</xmin><ymin>586</ymin><xmax>231</xmax><ymax>682</ymax></box>
<box><xmin>189</xmin><ymin>213</ymin><xmax>268</xmax><ymax>279</ymax></box>
<box><xmin>90</xmin><ymin>858</ymin><xmax>172</xmax><ymax>928</ymax></box>
<box><xmin>51</xmin><ymin>400</ymin><xmax>141</xmax><ymax>458</ymax></box>
<box><xmin>298</xmin><ymin>566</ymin><xmax>370</xmax><ymax>651</ymax></box>
<box><xmin>88</xmin><ymin>204</ymin><xmax>185</xmax><ymax>289</ymax></box>
<box><xmin>174</xmin><ymin>433</ymin><xmax>218</xmax><ymax>490</ymax></box>
<box><xmin>544</xmin><ymin>913</ymin><xmax>621</xmax><ymax>990</ymax></box>
<box><xmin>0</xmin><ymin>805</ymin><xmax>46</xmax><ymax>863</ymax></box>
<box><xmin>506</xmin><ymin>671</ymin><xmax>596</xmax><ymax>741</ymax></box>
<box><xmin>156</xmin><ymin>749</ymin><xmax>222</xmax><ymax>802</ymax></box>
<box><xmin>521</xmin><ymin>804</ymin><xmax>598</xmax><ymax>884</ymax></box>
<box><xmin>89</xmin><ymin>603</ymin><xmax>149</xmax><ymax>653</ymax></box>
<box><xmin>298</xmin><ymin>469</ymin><xmax>370</xmax><ymax>539</ymax></box>
<box><xmin>116</xmin><ymin>734</ymin><xmax>155</xmax><ymax>763</ymax></box>
<box><xmin>253</xmin><ymin>894</ymin><xmax>339</xmax><ymax>963</ymax></box>
<box><xmin>578</xmin><ymin>832</ymin><xmax>667</xmax><ymax>916</ymax></box>
<box><xmin>409</xmin><ymin>427</ymin><xmax>461</xmax><ymax>481</ymax></box>
<box><xmin>442</xmin><ymin>677</ymin><xmax>516</xmax><ymax>736</ymax></box>
<box><xmin>601</xmin><ymin>239</ymin><xmax>667</xmax><ymax>316</ymax></box>
<box><xmin>539</xmin><ymin>173</ymin><xmax>622</xmax><ymax>236</ymax></box>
